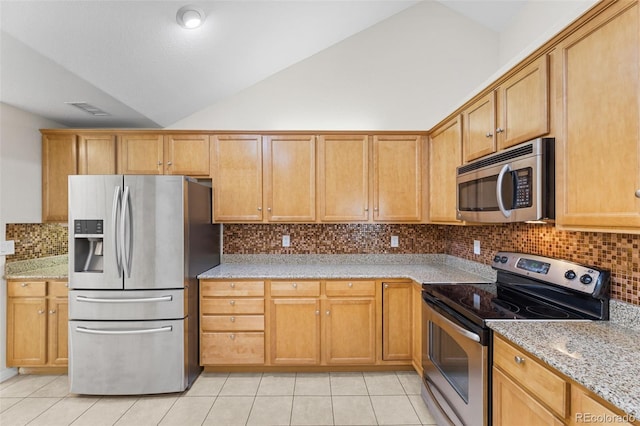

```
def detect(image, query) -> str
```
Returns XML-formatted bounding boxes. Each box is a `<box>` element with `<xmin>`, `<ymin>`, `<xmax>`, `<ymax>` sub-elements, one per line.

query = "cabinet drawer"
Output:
<box><xmin>493</xmin><ymin>335</ymin><xmax>569</xmax><ymax>418</ymax></box>
<box><xmin>201</xmin><ymin>281</ymin><xmax>265</xmax><ymax>297</ymax></box>
<box><xmin>201</xmin><ymin>332</ymin><xmax>265</xmax><ymax>365</ymax></box>
<box><xmin>326</xmin><ymin>280</ymin><xmax>375</xmax><ymax>297</ymax></box>
<box><xmin>201</xmin><ymin>315</ymin><xmax>264</xmax><ymax>331</ymax></box>
<box><xmin>7</xmin><ymin>281</ymin><xmax>46</xmax><ymax>297</ymax></box>
<box><xmin>201</xmin><ymin>298</ymin><xmax>264</xmax><ymax>315</ymax></box>
<box><xmin>49</xmin><ymin>281</ymin><xmax>69</xmax><ymax>297</ymax></box>
<box><xmin>270</xmin><ymin>281</ymin><xmax>320</xmax><ymax>297</ymax></box>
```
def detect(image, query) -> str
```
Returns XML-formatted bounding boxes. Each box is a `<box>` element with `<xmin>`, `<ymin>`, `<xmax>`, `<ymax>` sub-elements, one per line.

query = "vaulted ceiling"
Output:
<box><xmin>0</xmin><ymin>1</ymin><xmax>526</xmax><ymax>128</ymax></box>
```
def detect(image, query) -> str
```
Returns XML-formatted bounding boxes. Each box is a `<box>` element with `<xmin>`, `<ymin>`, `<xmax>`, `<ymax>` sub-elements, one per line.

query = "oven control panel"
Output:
<box><xmin>492</xmin><ymin>251</ymin><xmax>609</xmax><ymax>298</ymax></box>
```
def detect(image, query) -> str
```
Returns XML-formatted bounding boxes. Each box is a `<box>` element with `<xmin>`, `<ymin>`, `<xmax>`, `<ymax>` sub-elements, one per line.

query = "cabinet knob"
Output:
<box><xmin>229</xmin><ymin>300</ymin><xmax>235</xmax><ymax>306</ymax></box>
<box><xmin>267</xmin><ymin>207</ymin><xmax>272</xmax><ymax>212</ymax></box>
<box><xmin>514</xmin><ymin>356</ymin><xmax>525</xmax><ymax>365</ymax></box>
<box><xmin>384</xmin><ymin>284</ymin><xmax>389</xmax><ymax>289</ymax></box>
<box><xmin>485</xmin><ymin>132</ymin><xmax>493</xmax><ymax>138</ymax></box>
<box><xmin>374</xmin><ymin>207</ymin><xmax>379</xmax><ymax>212</ymax></box>
<box><xmin>635</xmin><ymin>189</ymin><xmax>640</xmax><ymax>198</ymax></box>
<box><xmin>167</xmin><ymin>161</ymin><xmax>172</xmax><ymax>166</ymax></box>
<box><xmin>21</xmin><ymin>283</ymin><xmax>28</xmax><ymax>287</ymax></box>
<box><xmin>364</xmin><ymin>208</ymin><xmax>369</xmax><ymax>212</ymax></box>
<box><xmin>257</xmin><ymin>207</ymin><xmax>262</xmax><ymax>211</ymax></box>
<box><xmin>326</xmin><ymin>310</ymin><xmax>330</xmax><ymax>316</ymax></box>
<box><xmin>496</xmin><ymin>128</ymin><xmax>504</xmax><ymax>133</ymax></box>
<box><xmin>157</xmin><ymin>161</ymin><xmax>163</xmax><ymax>166</ymax></box>
<box><xmin>230</xmin><ymin>316</ymin><xmax>235</xmax><ymax>322</ymax></box>
<box><xmin>65</xmin><ymin>283</ymin><xmax>69</xmax><ymax>287</ymax></box>
<box><xmin>230</xmin><ymin>282</ymin><xmax>235</xmax><ymax>288</ymax></box>
<box><xmin>38</xmin><ymin>310</ymin><xmax>45</xmax><ymax>315</ymax></box>
<box><xmin>315</xmin><ymin>310</ymin><xmax>320</xmax><ymax>315</ymax></box>
<box><xmin>292</xmin><ymin>283</ymin><xmax>297</xmax><ymax>289</ymax></box>
<box><xmin>229</xmin><ymin>334</ymin><xmax>236</xmax><ymax>340</ymax></box>
<box><xmin>348</xmin><ymin>282</ymin><xmax>353</xmax><ymax>288</ymax></box>
<box><xmin>49</xmin><ymin>309</ymin><xmax>56</xmax><ymax>314</ymax></box>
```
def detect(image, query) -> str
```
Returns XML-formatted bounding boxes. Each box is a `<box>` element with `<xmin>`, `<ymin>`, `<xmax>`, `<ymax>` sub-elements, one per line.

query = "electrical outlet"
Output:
<box><xmin>282</xmin><ymin>235</ymin><xmax>290</xmax><ymax>247</ymax></box>
<box><xmin>0</xmin><ymin>240</ymin><xmax>15</xmax><ymax>256</ymax></box>
<box><xmin>391</xmin><ymin>235</ymin><xmax>399</xmax><ymax>248</ymax></box>
<box><xmin>473</xmin><ymin>240</ymin><xmax>481</xmax><ymax>255</ymax></box>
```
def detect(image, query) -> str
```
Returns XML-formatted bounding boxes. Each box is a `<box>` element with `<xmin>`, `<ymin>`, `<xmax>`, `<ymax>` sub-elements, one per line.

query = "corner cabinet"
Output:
<box><xmin>429</xmin><ymin>115</ymin><xmax>462</xmax><ymax>223</ymax></box>
<box><xmin>554</xmin><ymin>0</ymin><xmax>640</xmax><ymax>232</ymax></box>
<box><xmin>6</xmin><ymin>280</ymin><xmax>68</xmax><ymax>367</ymax></box>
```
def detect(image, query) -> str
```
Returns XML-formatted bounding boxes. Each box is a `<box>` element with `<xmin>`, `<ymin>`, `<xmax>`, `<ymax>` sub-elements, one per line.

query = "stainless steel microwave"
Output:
<box><xmin>456</xmin><ymin>138</ymin><xmax>554</xmax><ymax>223</ymax></box>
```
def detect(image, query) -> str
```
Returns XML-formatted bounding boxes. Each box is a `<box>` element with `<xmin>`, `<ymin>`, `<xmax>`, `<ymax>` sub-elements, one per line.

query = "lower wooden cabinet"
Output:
<box><xmin>269</xmin><ymin>295</ymin><xmax>321</xmax><ymax>365</ymax></box>
<box><xmin>382</xmin><ymin>282</ymin><xmax>413</xmax><ymax>361</ymax></box>
<box><xmin>200</xmin><ymin>280</ymin><xmax>265</xmax><ymax>365</ymax></box>
<box><xmin>493</xmin><ymin>334</ymin><xmax>636</xmax><ymax>426</ymax></box>
<box><xmin>6</xmin><ymin>280</ymin><xmax>68</xmax><ymax>367</ymax></box>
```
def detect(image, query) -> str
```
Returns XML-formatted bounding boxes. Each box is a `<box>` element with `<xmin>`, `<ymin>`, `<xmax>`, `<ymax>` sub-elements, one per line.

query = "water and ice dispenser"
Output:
<box><xmin>73</xmin><ymin>220</ymin><xmax>104</xmax><ymax>273</ymax></box>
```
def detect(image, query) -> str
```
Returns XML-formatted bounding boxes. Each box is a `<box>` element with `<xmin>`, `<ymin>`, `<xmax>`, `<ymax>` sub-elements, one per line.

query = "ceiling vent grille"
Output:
<box><xmin>64</xmin><ymin>102</ymin><xmax>110</xmax><ymax>116</ymax></box>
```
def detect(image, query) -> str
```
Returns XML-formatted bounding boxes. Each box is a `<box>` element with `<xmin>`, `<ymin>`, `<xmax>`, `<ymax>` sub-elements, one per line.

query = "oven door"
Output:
<box><xmin>421</xmin><ymin>296</ymin><xmax>488</xmax><ymax>426</ymax></box>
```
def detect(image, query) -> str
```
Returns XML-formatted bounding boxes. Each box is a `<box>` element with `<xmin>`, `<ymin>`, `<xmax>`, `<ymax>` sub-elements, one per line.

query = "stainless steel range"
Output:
<box><xmin>420</xmin><ymin>252</ymin><xmax>610</xmax><ymax>426</ymax></box>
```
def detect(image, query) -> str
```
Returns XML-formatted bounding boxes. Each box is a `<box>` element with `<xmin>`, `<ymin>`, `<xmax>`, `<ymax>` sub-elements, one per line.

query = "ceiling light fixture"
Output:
<box><xmin>176</xmin><ymin>5</ymin><xmax>205</xmax><ymax>29</ymax></box>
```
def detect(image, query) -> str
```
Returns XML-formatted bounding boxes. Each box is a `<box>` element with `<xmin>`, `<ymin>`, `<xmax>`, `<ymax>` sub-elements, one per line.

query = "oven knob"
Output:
<box><xmin>580</xmin><ymin>274</ymin><xmax>593</xmax><ymax>285</ymax></box>
<box><xmin>500</xmin><ymin>256</ymin><xmax>508</xmax><ymax>264</ymax></box>
<box><xmin>564</xmin><ymin>270</ymin><xmax>577</xmax><ymax>280</ymax></box>
<box><xmin>493</xmin><ymin>255</ymin><xmax>501</xmax><ymax>263</ymax></box>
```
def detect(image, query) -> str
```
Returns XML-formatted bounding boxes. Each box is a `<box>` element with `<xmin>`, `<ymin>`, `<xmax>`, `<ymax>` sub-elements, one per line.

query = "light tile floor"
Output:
<box><xmin>0</xmin><ymin>371</ymin><xmax>436</xmax><ymax>426</ymax></box>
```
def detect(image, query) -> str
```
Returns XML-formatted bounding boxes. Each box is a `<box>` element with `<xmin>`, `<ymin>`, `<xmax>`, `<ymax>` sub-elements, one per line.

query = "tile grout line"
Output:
<box><xmin>362</xmin><ymin>372</ymin><xmax>381</xmax><ymax>426</ymax></box>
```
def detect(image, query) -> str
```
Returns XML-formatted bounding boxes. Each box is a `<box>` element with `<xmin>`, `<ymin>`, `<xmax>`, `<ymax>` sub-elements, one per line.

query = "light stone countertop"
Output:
<box><xmin>4</xmin><ymin>255</ymin><xmax>68</xmax><ymax>280</ymax></box>
<box><xmin>488</xmin><ymin>299</ymin><xmax>640</xmax><ymax>421</ymax></box>
<box><xmin>198</xmin><ymin>254</ymin><xmax>496</xmax><ymax>283</ymax></box>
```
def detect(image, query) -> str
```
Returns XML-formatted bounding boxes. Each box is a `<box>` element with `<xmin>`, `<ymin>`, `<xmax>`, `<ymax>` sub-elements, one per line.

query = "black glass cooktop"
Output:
<box><xmin>422</xmin><ymin>283</ymin><xmax>589</xmax><ymax>323</ymax></box>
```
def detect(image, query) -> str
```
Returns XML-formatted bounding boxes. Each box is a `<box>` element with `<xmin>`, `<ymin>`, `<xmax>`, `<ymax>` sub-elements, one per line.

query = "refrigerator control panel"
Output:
<box><xmin>74</xmin><ymin>220</ymin><xmax>103</xmax><ymax>235</ymax></box>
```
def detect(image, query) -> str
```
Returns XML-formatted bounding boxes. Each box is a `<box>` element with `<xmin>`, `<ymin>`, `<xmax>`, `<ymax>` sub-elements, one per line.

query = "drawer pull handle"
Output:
<box><xmin>230</xmin><ymin>317</ymin><xmax>236</xmax><ymax>322</ymax></box>
<box><xmin>230</xmin><ymin>283</ymin><xmax>235</xmax><ymax>288</ymax></box>
<box><xmin>292</xmin><ymin>283</ymin><xmax>297</xmax><ymax>288</ymax></box>
<box><xmin>21</xmin><ymin>283</ymin><xmax>28</xmax><ymax>287</ymax></box>
<box><xmin>514</xmin><ymin>356</ymin><xmax>525</xmax><ymax>365</ymax></box>
<box><xmin>230</xmin><ymin>300</ymin><xmax>235</xmax><ymax>306</ymax></box>
<box><xmin>229</xmin><ymin>334</ymin><xmax>236</xmax><ymax>340</ymax></box>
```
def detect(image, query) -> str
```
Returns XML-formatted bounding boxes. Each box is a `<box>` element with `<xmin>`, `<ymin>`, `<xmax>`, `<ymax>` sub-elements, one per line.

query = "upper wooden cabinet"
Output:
<box><xmin>211</xmin><ymin>134</ymin><xmax>263</xmax><ymax>222</ymax></box>
<box><xmin>496</xmin><ymin>54</ymin><xmax>549</xmax><ymax>150</ymax></box>
<box><xmin>463</xmin><ymin>92</ymin><xmax>496</xmax><ymax>163</ymax></box>
<box><xmin>554</xmin><ymin>1</ymin><xmax>640</xmax><ymax>232</ymax></box>
<box><xmin>77</xmin><ymin>134</ymin><xmax>117</xmax><ymax>175</ymax></box>
<box><xmin>462</xmin><ymin>55</ymin><xmax>549</xmax><ymax>163</ymax></box>
<box><xmin>164</xmin><ymin>134</ymin><xmax>210</xmax><ymax>176</ymax></box>
<box><xmin>264</xmin><ymin>135</ymin><xmax>316</xmax><ymax>222</ymax></box>
<box><xmin>317</xmin><ymin>135</ymin><xmax>369</xmax><ymax>222</ymax></box>
<box><xmin>373</xmin><ymin>135</ymin><xmax>423</xmax><ymax>222</ymax></box>
<box><xmin>118</xmin><ymin>133</ymin><xmax>164</xmax><ymax>174</ymax></box>
<box><xmin>429</xmin><ymin>115</ymin><xmax>462</xmax><ymax>223</ymax></box>
<box><xmin>42</xmin><ymin>133</ymin><xmax>77</xmax><ymax>222</ymax></box>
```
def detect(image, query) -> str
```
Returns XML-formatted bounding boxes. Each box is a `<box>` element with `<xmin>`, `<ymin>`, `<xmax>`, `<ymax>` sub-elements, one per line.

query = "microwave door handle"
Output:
<box><xmin>496</xmin><ymin>164</ymin><xmax>512</xmax><ymax>218</ymax></box>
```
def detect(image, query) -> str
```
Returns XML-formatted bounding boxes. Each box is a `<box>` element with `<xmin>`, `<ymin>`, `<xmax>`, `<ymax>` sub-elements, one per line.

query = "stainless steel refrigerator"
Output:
<box><xmin>67</xmin><ymin>175</ymin><xmax>220</xmax><ymax>395</ymax></box>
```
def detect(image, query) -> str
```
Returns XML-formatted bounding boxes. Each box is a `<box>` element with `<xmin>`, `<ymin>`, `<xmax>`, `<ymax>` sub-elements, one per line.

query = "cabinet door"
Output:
<box><xmin>164</xmin><ymin>134</ymin><xmax>210</xmax><ymax>176</ymax></box>
<box><xmin>323</xmin><ymin>298</ymin><xmax>375</xmax><ymax>365</ymax></box>
<box><xmin>463</xmin><ymin>92</ymin><xmax>496</xmax><ymax>162</ymax></box>
<box><xmin>497</xmin><ymin>54</ymin><xmax>549</xmax><ymax>150</ymax></box>
<box><xmin>42</xmin><ymin>133</ymin><xmax>77</xmax><ymax>222</ymax></box>
<box><xmin>411</xmin><ymin>284</ymin><xmax>423</xmax><ymax>375</ymax></box>
<box><xmin>382</xmin><ymin>282</ymin><xmax>412</xmax><ymax>361</ymax></box>
<box><xmin>317</xmin><ymin>135</ymin><xmax>369</xmax><ymax>222</ymax></box>
<box><xmin>269</xmin><ymin>298</ymin><xmax>320</xmax><ymax>365</ymax></box>
<box><xmin>211</xmin><ymin>134</ymin><xmax>263</xmax><ymax>222</ymax></box>
<box><xmin>569</xmin><ymin>384</ymin><xmax>634</xmax><ymax>426</ymax></box>
<box><xmin>78</xmin><ymin>134</ymin><xmax>117</xmax><ymax>174</ymax></box>
<box><xmin>429</xmin><ymin>116</ymin><xmax>462</xmax><ymax>223</ymax></box>
<box><xmin>373</xmin><ymin>135</ymin><xmax>422</xmax><ymax>222</ymax></box>
<box><xmin>264</xmin><ymin>135</ymin><xmax>316</xmax><ymax>222</ymax></box>
<box><xmin>48</xmin><ymin>297</ymin><xmax>68</xmax><ymax>365</ymax></box>
<box><xmin>6</xmin><ymin>298</ymin><xmax>47</xmax><ymax>366</ymax></box>
<box><xmin>555</xmin><ymin>1</ymin><xmax>640</xmax><ymax>230</ymax></box>
<box><xmin>118</xmin><ymin>134</ymin><xmax>164</xmax><ymax>174</ymax></box>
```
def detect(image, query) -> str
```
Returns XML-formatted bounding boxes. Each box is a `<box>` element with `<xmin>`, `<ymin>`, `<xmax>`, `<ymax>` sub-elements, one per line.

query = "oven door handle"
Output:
<box><xmin>496</xmin><ymin>163</ymin><xmax>512</xmax><ymax>218</ymax></box>
<box><xmin>424</xmin><ymin>376</ymin><xmax>463</xmax><ymax>426</ymax></box>
<box><xmin>437</xmin><ymin>310</ymin><xmax>481</xmax><ymax>343</ymax></box>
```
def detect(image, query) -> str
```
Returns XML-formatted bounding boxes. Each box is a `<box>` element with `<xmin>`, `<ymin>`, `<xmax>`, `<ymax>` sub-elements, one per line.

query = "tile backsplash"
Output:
<box><xmin>224</xmin><ymin>223</ymin><xmax>640</xmax><ymax>306</ymax></box>
<box><xmin>5</xmin><ymin>223</ymin><xmax>68</xmax><ymax>261</ymax></box>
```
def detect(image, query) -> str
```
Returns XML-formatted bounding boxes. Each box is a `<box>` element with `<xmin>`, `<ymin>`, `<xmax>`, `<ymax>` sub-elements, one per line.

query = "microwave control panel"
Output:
<box><xmin>514</xmin><ymin>168</ymin><xmax>532</xmax><ymax>208</ymax></box>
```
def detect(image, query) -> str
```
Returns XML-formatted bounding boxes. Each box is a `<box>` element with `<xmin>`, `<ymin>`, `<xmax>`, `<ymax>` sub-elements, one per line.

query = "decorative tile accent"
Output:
<box><xmin>5</xmin><ymin>223</ymin><xmax>68</xmax><ymax>262</ymax></box>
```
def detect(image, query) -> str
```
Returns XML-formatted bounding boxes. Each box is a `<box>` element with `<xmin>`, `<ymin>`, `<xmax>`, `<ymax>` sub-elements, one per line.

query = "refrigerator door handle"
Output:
<box><xmin>121</xmin><ymin>186</ymin><xmax>132</xmax><ymax>278</ymax></box>
<box><xmin>75</xmin><ymin>326</ymin><xmax>173</xmax><ymax>335</ymax></box>
<box><xmin>112</xmin><ymin>185</ymin><xmax>123</xmax><ymax>278</ymax></box>
<box><xmin>75</xmin><ymin>295</ymin><xmax>173</xmax><ymax>303</ymax></box>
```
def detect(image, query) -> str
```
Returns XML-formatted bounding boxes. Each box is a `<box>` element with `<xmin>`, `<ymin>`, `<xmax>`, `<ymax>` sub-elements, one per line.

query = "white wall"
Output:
<box><xmin>170</xmin><ymin>0</ymin><xmax>600</xmax><ymax>131</ymax></box>
<box><xmin>0</xmin><ymin>102</ymin><xmax>62</xmax><ymax>381</ymax></box>
<box><xmin>169</xmin><ymin>1</ymin><xmax>499</xmax><ymax>130</ymax></box>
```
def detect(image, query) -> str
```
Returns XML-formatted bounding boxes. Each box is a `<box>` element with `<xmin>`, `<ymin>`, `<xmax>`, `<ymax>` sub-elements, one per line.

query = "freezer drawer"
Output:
<box><xmin>69</xmin><ymin>319</ymin><xmax>187</xmax><ymax>395</ymax></box>
<box><xmin>69</xmin><ymin>289</ymin><xmax>185</xmax><ymax>321</ymax></box>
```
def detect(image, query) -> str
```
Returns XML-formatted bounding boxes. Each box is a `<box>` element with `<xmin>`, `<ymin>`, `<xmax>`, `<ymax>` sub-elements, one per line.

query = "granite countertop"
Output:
<box><xmin>488</xmin><ymin>299</ymin><xmax>640</xmax><ymax>420</ymax></box>
<box><xmin>198</xmin><ymin>254</ymin><xmax>497</xmax><ymax>283</ymax></box>
<box><xmin>4</xmin><ymin>255</ymin><xmax>69</xmax><ymax>279</ymax></box>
